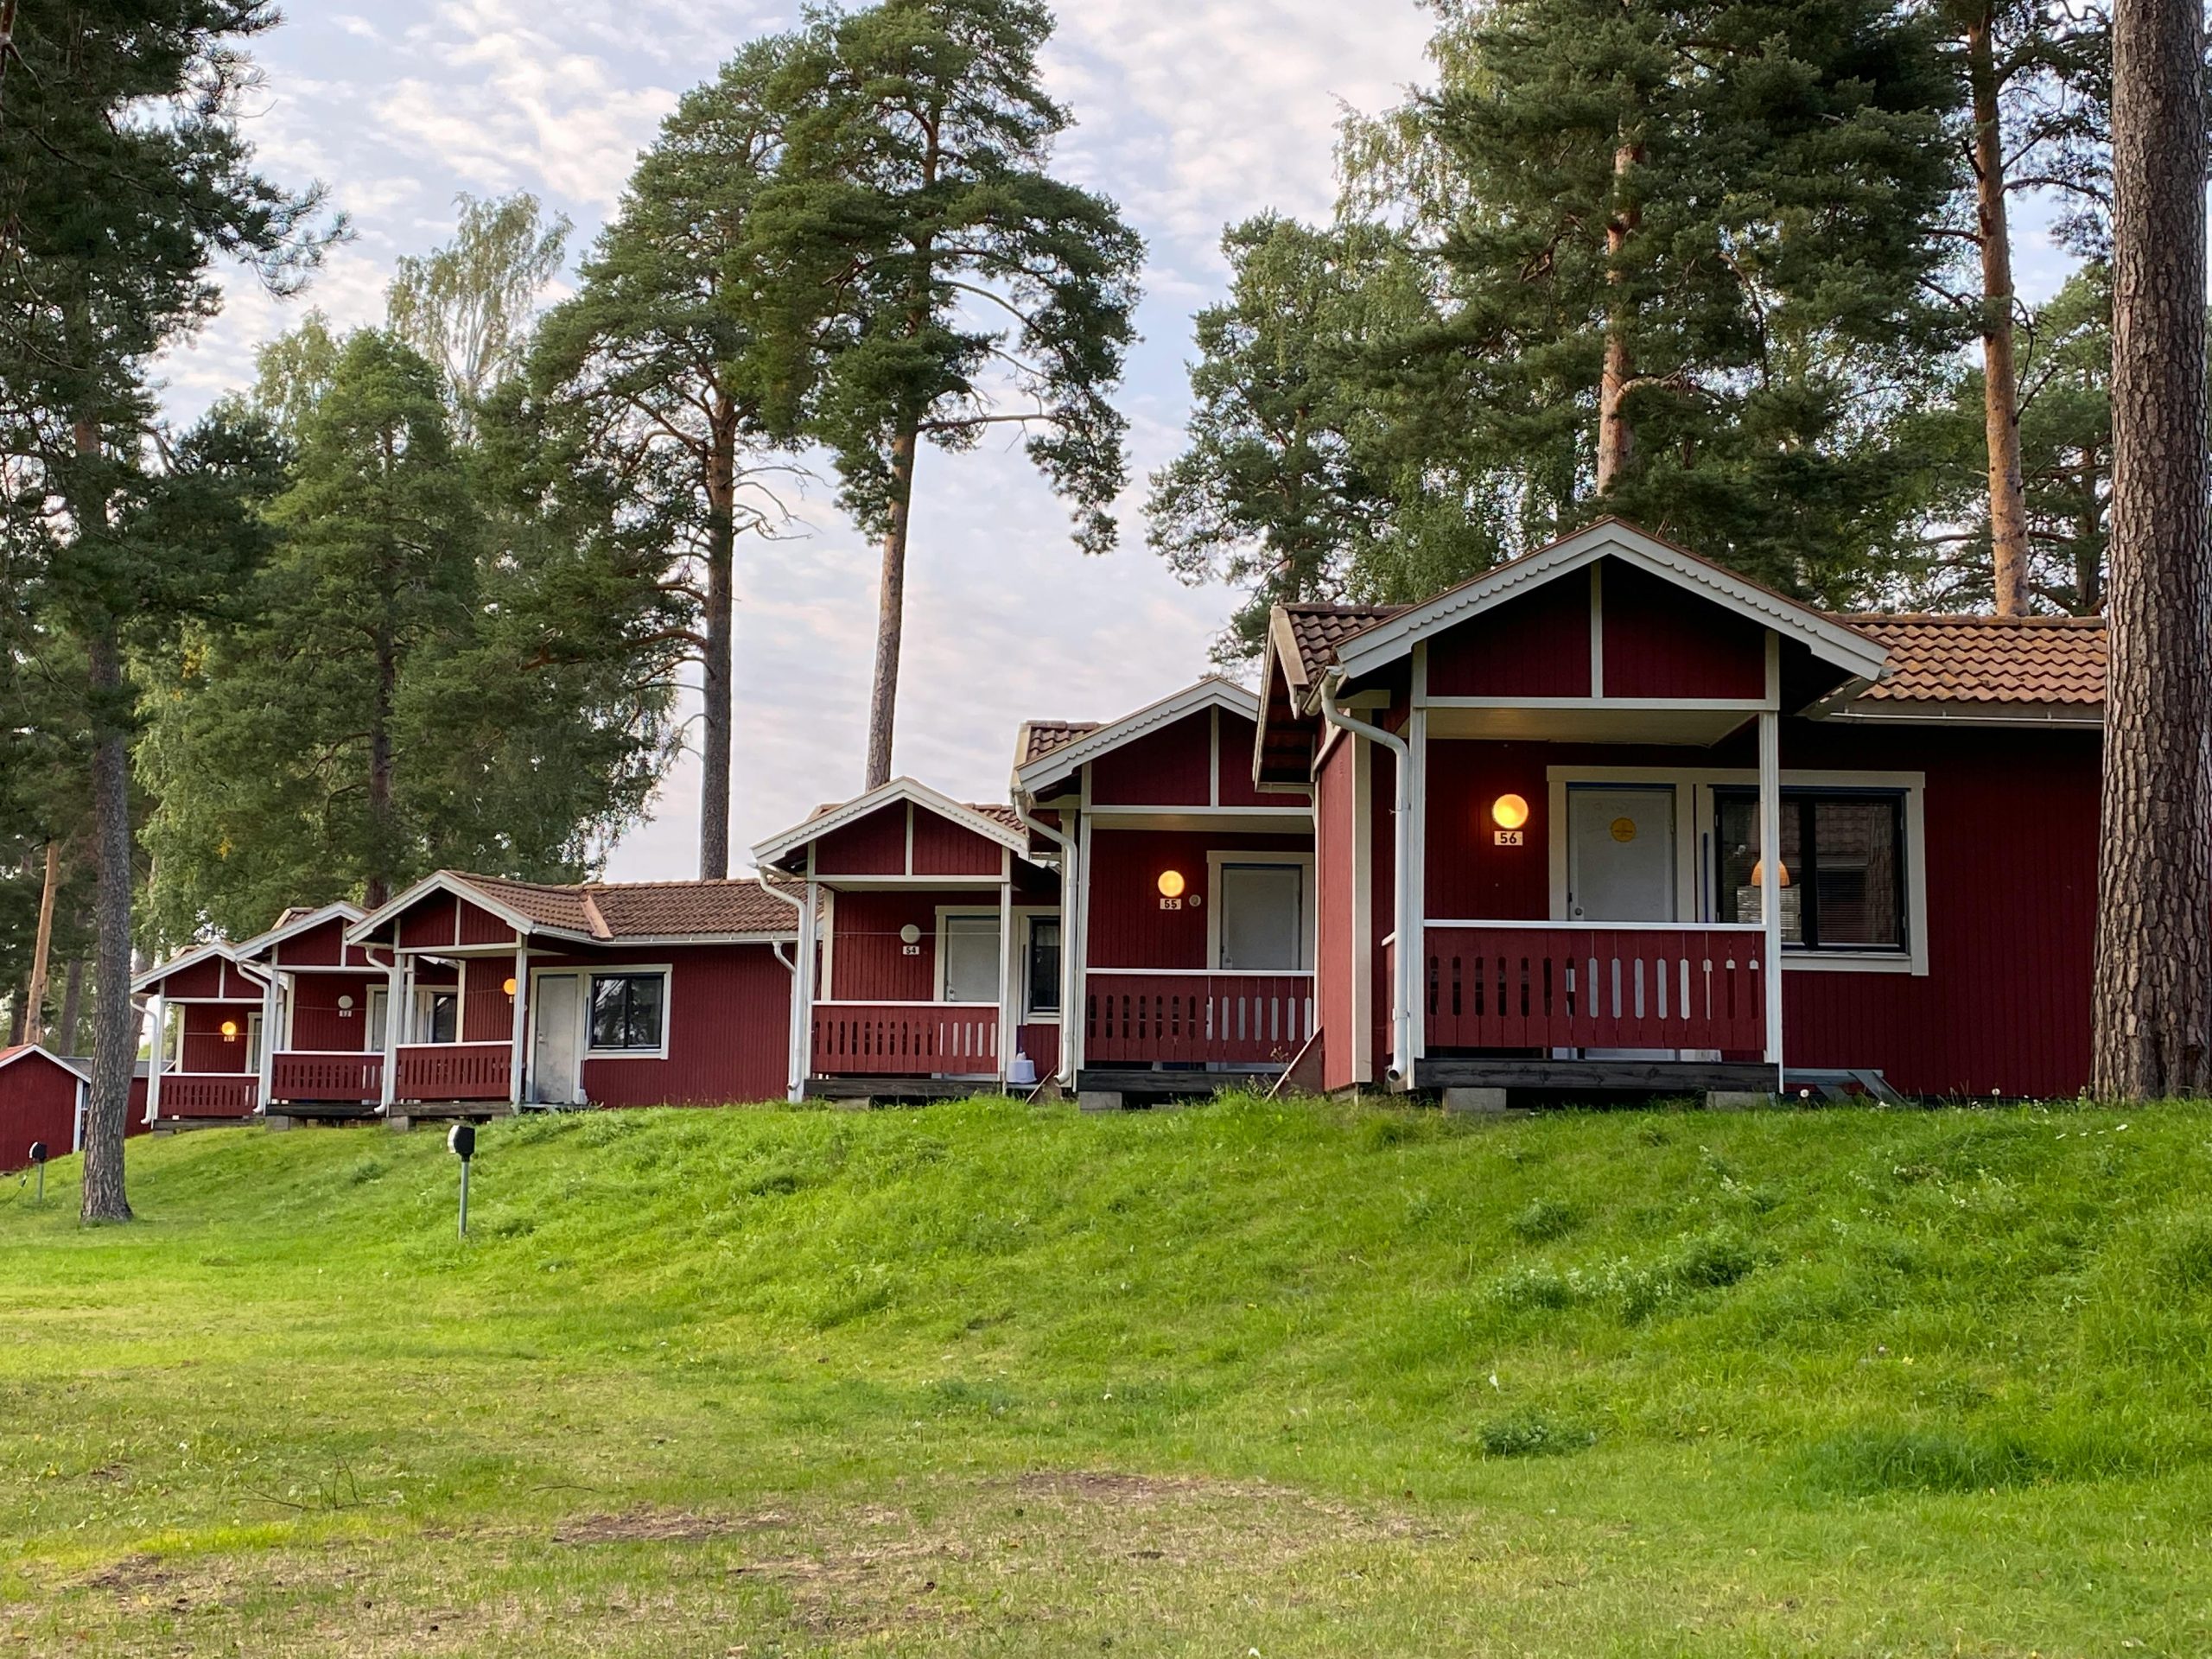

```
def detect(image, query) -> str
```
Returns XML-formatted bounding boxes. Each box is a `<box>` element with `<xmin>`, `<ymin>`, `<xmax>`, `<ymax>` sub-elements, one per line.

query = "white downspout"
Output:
<box><xmin>1319</xmin><ymin>670</ymin><xmax>1414</xmax><ymax>1089</ymax></box>
<box><xmin>1014</xmin><ymin>796</ymin><xmax>1077</xmax><ymax>1090</ymax></box>
<box><xmin>753</xmin><ymin>874</ymin><xmax>810</xmax><ymax>1103</ymax></box>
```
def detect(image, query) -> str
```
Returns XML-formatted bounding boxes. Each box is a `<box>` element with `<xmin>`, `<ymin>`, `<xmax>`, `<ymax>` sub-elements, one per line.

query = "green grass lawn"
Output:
<box><xmin>3</xmin><ymin>1094</ymin><xmax>2209</xmax><ymax>1656</ymax></box>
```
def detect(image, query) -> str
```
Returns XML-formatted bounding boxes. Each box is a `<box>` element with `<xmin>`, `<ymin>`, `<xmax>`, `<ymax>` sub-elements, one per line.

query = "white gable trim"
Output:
<box><xmin>343</xmin><ymin>871</ymin><xmax>596</xmax><ymax>949</ymax></box>
<box><xmin>751</xmin><ymin>777</ymin><xmax>1035</xmax><ymax>870</ymax></box>
<box><xmin>232</xmin><ymin>900</ymin><xmax>368</xmax><ymax>963</ymax></box>
<box><xmin>1014</xmin><ymin>677</ymin><xmax>1261</xmax><ymax>796</ymax></box>
<box><xmin>1331</xmin><ymin>520</ymin><xmax>1890</xmax><ymax>686</ymax></box>
<box><xmin>0</xmin><ymin>1044</ymin><xmax>91</xmax><ymax>1085</ymax></box>
<box><xmin>130</xmin><ymin>941</ymin><xmax>267</xmax><ymax>996</ymax></box>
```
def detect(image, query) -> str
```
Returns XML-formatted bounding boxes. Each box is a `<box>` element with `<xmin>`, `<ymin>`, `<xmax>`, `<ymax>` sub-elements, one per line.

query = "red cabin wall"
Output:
<box><xmin>0</xmin><ymin>1053</ymin><xmax>80</xmax><ymax>1172</ymax></box>
<box><xmin>1084</xmin><ymin>828</ymin><xmax>1312</xmax><ymax>970</ymax></box>
<box><xmin>828</xmin><ymin>890</ymin><xmax>945</xmax><ymax>1001</ymax></box>
<box><xmin>814</xmin><ymin>803</ymin><xmax>909</xmax><ymax>876</ymax></box>
<box><xmin>1427</xmin><ymin>581</ymin><xmax>1592</xmax><ymax>699</ymax></box>
<box><xmin>272</xmin><ymin>918</ymin><xmax>348</xmax><ymax>968</ymax></box>
<box><xmin>912</xmin><ymin>809</ymin><xmax>1004</xmax><ymax>877</ymax></box>
<box><xmin>1599</xmin><ymin>561</ymin><xmax>1766</xmax><ymax>700</ymax></box>
<box><xmin>1090</xmin><ymin>711</ymin><xmax>1213</xmax><ymax>806</ymax></box>
<box><xmin>460</xmin><ymin>957</ymin><xmax>513</xmax><ymax>1044</ymax></box>
<box><xmin>457</xmin><ymin>899</ymin><xmax>512</xmax><ymax>948</ymax></box>
<box><xmin>1316</xmin><ymin>734</ymin><xmax>1359</xmax><ymax>1091</ymax></box>
<box><xmin>1424</xmin><ymin>740</ymin><xmax>1552</xmax><ymax>921</ymax></box>
<box><xmin>157</xmin><ymin>956</ymin><xmax>259</xmax><ymax>1001</ymax></box>
<box><xmin>179</xmin><ymin>1003</ymin><xmax>257</xmax><ymax>1072</ymax></box>
<box><xmin>1370</xmin><ymin>741</ymin><xmax>1397</xmax><ymax>1074</ymax></box>
<box><xmin>1217</xmin><ymin>710</ymin><xmax>1299</xmax><ymax>808</ymax></box>
<box><xmin>285</xmin><ymin>972</ymin><xmax>382</xmax><ymax>1052</ymax></box>
<box><xmin>550</xmin><ymin>945</ymin><xmax>791</xmax><ymax>1106</ymax></box>
<box><xmin>397</xmin><ymin>893</ymin><xmax>457</xmax><ymax>950</ymax></box>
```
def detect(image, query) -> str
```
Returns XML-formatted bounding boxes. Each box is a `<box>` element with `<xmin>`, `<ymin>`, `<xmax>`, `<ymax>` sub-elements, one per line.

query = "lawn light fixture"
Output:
<box><xmin>26</xmin><ymin>1141</ymin><xmax>47</xmax><ymax>1204</ymax></box>
<box><xmin>448</xmin><ymin>1122</ymin><xmax>476</xmax><ymax>1239</ymax></box>
<box><xmin>1491</xmin><ymin>793</ymin><xmax>1530</xmax><ymax>831</ymax></box>
<box><xmin>899</xmin><ymin>924</ymin><xmax>922</xmax><ymax>945</ymax></box>
<box><xmin>220</xmin><ymin>1020</ymin><xmax>239</xmax><ymax>1040</ymax></box>
<box><xmin>1157</xmin><ymin>869</ymin><xmax>1186</xmax><ymax>899</ymax></box>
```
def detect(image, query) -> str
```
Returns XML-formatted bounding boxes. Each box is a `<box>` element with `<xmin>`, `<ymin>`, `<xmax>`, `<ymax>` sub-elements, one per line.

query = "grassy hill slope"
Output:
<box><xmin>3</xmin><ymin>1095</ymin><xmax>2210</xmax><ymax>1656</ymax></box>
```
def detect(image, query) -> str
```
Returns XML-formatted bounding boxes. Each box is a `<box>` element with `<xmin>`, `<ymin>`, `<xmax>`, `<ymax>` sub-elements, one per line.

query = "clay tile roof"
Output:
<box><xmin>451</xmin><ymin>874</ymin><xmax>800</xmax><ymax>938</ymax></box>
<box><xmin>1836</xmin><ymin>613</ymin><xmax>2107</xmax><ymax>706</ymax></box>
<box><xmin>1281</xmin><ymin>601</ymin><xmax>1407</xmax><ymax>684</ymax></box>
<box><xmin>1014</xmin><ymin>720</ymin><xmax>1101</xmax><ymax>768</ymax></box>
<box><xmin>966</xmin><ymin>802</ymin><xmax>1026</xmax><ymax>833</ymax></box>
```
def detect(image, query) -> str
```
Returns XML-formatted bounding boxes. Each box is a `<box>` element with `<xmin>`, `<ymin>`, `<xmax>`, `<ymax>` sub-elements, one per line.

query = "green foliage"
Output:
<box><xmin>388</xmin><ymin>192</ymin><xmax>572</xmax><ymax>429</ymax></box>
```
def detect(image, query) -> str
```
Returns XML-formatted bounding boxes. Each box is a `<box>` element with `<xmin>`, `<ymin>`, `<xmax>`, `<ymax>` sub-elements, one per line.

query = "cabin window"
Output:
<box><xmin>1714</xmin><ymin>790</ymin><xmax>1906</xmax><ymax>952</ymax></box>
<box><xmin>414</xmin><ymin>988</ymin><xmax>460</xmax><ymax>1045</ymax></box>
<box><xmin>366</xmin><ymin>987</ymin><xmax>390</xmax><ymax>1052</ymax></box>
<box><xmin>1025</xmin><ymin>917</ymin><xmax>1061</xmax><ymax>1016</ymax></box>
<box><xmin>589</xmin><ymin>972</ymin><xmax>665</xmax><ymax>1052</ymax></box>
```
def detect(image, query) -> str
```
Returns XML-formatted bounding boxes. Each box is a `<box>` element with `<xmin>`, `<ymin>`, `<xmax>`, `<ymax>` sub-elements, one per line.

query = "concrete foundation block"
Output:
<box><xmin>385</xmin><ymin>1114</ymin><xmax>413</xmax><ymax>1134</ymax></box>
<box><xmin>1706</xmin><ymin>1090</ymin><xmax>1774</xmax><ymax>1112</ymax></box>
<box><xmin>1077</xmin><ymin>1090</ymin><xmax>1124</xmax><ymax>1113</ymax></box>
<box><xmin>264</xmin><ymin>1114</ymin><xmax>294</xmax><ymax>1133</ymax></box>
<box><xmin>1441</xmin><ymin>1087</ymin><xmax>1510</xmax><ymax>1114</ymax></box>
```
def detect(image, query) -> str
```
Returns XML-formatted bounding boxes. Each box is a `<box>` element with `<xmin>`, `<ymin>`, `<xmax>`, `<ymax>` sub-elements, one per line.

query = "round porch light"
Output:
<box><xmin>503</xmin><ymin>976</ymin><xmax>518</xmax><ymax>996</ymax></box>
<box><xmin>1491</xmin><ymin>793</ymin><xmax>1530</xmax><ymax>831</ymax></box>
<box><xmin>1751</xmin><ymin>858</ymin><xmax>1793</xmax><ymax>888</ymax></box>
<box><xmin>219</xmin><ymin>1020</ymin><xmax>239</xmax><ymax>1039</ymax></box>
<box><xmin>1157</xmin><ymin>869</ymin><xmax>1186</xmax><ymax>899</ymax></box>
<box><xmin>899</xmin><ymin>923</ymin><xmax>922</xmax><ymax>945</ymax></box>
<box><xmin>336</xmin><ymin>994</ymin><xmax>355</xmax><ymax>1012</ymax></box>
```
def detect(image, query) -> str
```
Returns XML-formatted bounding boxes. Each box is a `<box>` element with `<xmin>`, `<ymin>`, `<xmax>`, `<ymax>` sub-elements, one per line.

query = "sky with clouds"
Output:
<box><xmin>154</xmin><ymin>0</ymin><xmax>1438</xmax><ymax>882</ymax></box>
<box><xmin>156</xmin><ymin>2</ymin><xmax>2091</xmax><ymax>886</ymax></box>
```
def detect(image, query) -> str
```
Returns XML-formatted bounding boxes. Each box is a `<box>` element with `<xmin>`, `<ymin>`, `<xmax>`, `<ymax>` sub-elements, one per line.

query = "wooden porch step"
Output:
<box><xmin>802</xmin><ymin>1076</ymin><xmax>1006</xmax><ymax>1103</ymax></box>
<box><xmin>1414</xmin><ymin>1058</ymin><xmax>1778</xmax><ymax>1093</ymax></box>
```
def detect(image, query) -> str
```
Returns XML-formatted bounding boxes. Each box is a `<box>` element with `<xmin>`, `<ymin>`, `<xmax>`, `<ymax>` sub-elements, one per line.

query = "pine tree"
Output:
<box><xmin>760</xmin><ymin>0</ymin><xmax>1143</xmax><ymax>786</ymax></box>
<box><xmin>530</xmin><ymin>41</ymin><xmax>796</xmax><ymax>879</ymax></box>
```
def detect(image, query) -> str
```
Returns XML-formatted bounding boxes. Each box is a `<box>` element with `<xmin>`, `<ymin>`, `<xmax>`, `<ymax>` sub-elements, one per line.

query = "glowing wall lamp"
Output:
<box><xmin>503</xmin><ymin>976</ymin><xmax>518</xmax><ymax>996</ymax></box>
<box><xmin>219</xmin><ymin>1020</ymin><xmax>240</xmax><ymax>1040</ymax></box>
<box><xmin>1751</xmin><ymin>859</ymin><xmax>1792</xmax><ymax>888</ymax></box>
<box><xmin>1157</xmin><ymin>869</ymin><xmax>1186</xmax><ymax>899</ymax></box>
<box><xmin>1491</xmin><ymin>793</ymin><xmax>1530</xmax><ymax>831</ymax></box>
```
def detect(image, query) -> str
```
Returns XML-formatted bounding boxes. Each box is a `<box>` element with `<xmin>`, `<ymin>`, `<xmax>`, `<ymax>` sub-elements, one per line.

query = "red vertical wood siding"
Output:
<box><xmin>156</xmin><ymin>957</ymin><xmax>234</xmax><ymax>1000</ymax></box>
<box><xmin>461</xmin><ymin>958</ymin><xmax>514</xmax><ymax>1043</ymax></box>
<box><xmin>1016</xmin><ymin>1020</ymin><xmax>1058</xmax><ymax>1079</ymax></box>
<box><xmin>1371</xmin><ymin>741</ymin><xmax>1397</xmax><ymax>1071</ymax></box>
<box><xmin>399</xmin><ymin>893</ymin><xmax>458</xmax><ymax>950</ymax></box>
<box><xmin>285</xmin><ymin>972</ymin><xmax>381</xmax><ymax>1051</ymax></box>
<box><xmin>1599</xmin><ymin>560</ymin><xmax>1767</xmax><ymax>699</ymax></box>
<box><xmin>1424</xmin><ymin>740</ymin><xmax>1553</xmax><ymax>921</ymax></box>
<box><xmin>0</xmin><ymin>1053</ymin><xmax>79</xmax><ymax>1171</ymax></box>
<box><xmin>551</xmin><ymin>944</ymin><xmax>791</xmax><ymax>1106</ymax></box>
<box><xmin>273</xmin><ymin>918</ymin><xmax>346</xmax><ymax>967</ymax></box>
<box><xmin>457</xmin><ymin>899</ymin><xmax>512</xmax><ymax>947</ymax></box>
<box><xmin>830</xmin><ymin>890</ymin><xmax>951</xmax><ymax>1001</ymax></box>
<box><xmin>1217</xmin><ymin>710</ymin><xmax>1301</xmax><ymax>808</ymax></box>
<box><xmin>815</xmin><ymin>804</ymin><xmax>909</xmax><ymax>875</ymax></box>
<box><xmin>1090</xmin><ymin>711</ymin><xmax>1213</xmax><ymax>805</ymax></box>
<box><xmin>1084</xmin><ymin>828</ymin><xmax>1313</xmax><ymax>970</ymax></box>
<box><xmin>911</xmin><ymin>808</ymin><xmax>1005</xmax><ymax>876</ymax></box>
<box><xmin>180</xmin><ymin>1003</ymin><xmax>257</xmax><ymax>1072</ymax></box>
<box><xmin>1427</xmin><ymin>582</ymin><xmax>1592</xmax><ymax>698</ymax></box>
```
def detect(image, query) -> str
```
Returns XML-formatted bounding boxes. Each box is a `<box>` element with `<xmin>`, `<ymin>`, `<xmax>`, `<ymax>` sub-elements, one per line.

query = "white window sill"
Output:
<box><xmin>1780</xmin><ymin>950</ymin><xmax>1924</xmax><ymax>976</ymax></box>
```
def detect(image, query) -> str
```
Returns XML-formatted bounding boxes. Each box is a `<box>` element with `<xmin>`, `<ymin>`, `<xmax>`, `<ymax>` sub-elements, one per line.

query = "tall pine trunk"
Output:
<box><xmin>864</xmin><ymin>421</ymin><xmax>918</xmax><ymax>790</ymax></box>
<box><xmin>81</xmin><ymin>623</ymin><xmax>135</xmax><ymax>1223</ymax></box>
<box><xmin>1967</xmin><ymin>8</ymin><xmax>2031</xmax><ymax>615</ymax></box>
<box><xmin>23</xmin><ymin>838</ymin><xmax>57</xmax><ymax>1042</ymax></box>
<box><xmin>698</xmin><ymin>419</ymin><xmax>737</xmax><ymax>879</ymax></box>
<box><xmin>365</xmin><ymin>614</ymin><xmax>396</xmax><ymax>909</ymax></box>
<box><xmin>1596</xmin><ymin>131</ymin><xmax>1643</xmax><ymax>493</ymax></box>
<box><xmin>2093</xmin><ymin>0</ymin><xmax>2211</xmax><ymax>1098</ymax></box>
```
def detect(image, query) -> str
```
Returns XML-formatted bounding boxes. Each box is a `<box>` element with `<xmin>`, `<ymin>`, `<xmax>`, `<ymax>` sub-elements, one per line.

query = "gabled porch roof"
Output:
<box><xmin>232</xmin><ymin>899</ymin><xmax>369</xmax><ymax>963</ymax></box>
<box><xmin>1012</xmin><ymin>676</ymin><xmax>1262</xmax><ymax>798</ymax></box>
<box><xmin>751</xmin><ymin>777</ymin><xmax>1045</xmax><ymax>877</ymax></box>
<box><xmin>131</xmin><ymin>941</ymin><xmax>267</xmax><ymax>999</ymax></box>
<box><xmin>346</xmin><ymin>869</ymin><xmax>800</xmax><ymax>950</ymax></box>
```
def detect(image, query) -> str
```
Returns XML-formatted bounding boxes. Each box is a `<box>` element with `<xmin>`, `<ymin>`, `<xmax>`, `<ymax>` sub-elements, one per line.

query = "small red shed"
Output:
<box><xmin>0</xmin><ymin>1045</ymin><xmax>87</xmax><ymax>1172</ymax></box>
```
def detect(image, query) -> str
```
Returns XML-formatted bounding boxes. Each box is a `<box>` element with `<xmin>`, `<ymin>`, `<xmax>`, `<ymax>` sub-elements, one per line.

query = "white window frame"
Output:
<box><xmin>583</xmin><ymin>963</ymin><xmax>673</xmax><ymax>1061</ymax></box>
<box><xmin>1541</xmin><ymin>765</ymin><xmax>1929</xmax><ymax>976</ymax></box>
<box><xmin>1016</xmin><ymin>907</ymin><xmax>1061</xmax><ymax>1020</ymax></box>
<box><xmin>933</xmin><ymin>907</ymin><xmax>1004</xmax><ymax>1005</ymax></box>
<box><xmin>365</xmin><ymin>985</ymin><xmax>390</xmax><ymax>1053</ymax></box>
<box><xmin>1204</xmin><ymin>850</ymin><xmax>1319</xmax><ymax>974</ymax></box>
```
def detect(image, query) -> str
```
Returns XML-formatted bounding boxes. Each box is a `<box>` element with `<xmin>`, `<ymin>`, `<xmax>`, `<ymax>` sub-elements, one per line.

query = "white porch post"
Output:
<box><xmin>378</xmin><ymin>956</ymin><xmax>404</xmax><ymax>1112</ymax></box>
<box><xmin>997</xmin><ymin>857</ymin><xmax>1016</xmax><ymax>1090</ymax></box>
<box><xmin>1073</xmin><ymin>806</ymin><xmax>1093</xmax><ymax>1084</ymax></box>
<box><xmin>791</xmin><ymin>876</ymin><xmax>819</xmax><ymax>1102</ymax></box>
<box><xmin>257</xmin><ymin>972</ymin><xmax>279</xmax><ymax>1113</ymax></box>
<box><xmin>1758</xmin><ymin>707</ymin><xmax>1783</xmax><ymax>1087</ymax></box>
<box><xmin>507</xmin><ymin>937</ymin><xmax>530</xmax><ymax>1106</ymax></box>
<box><xmin>144</xmin><ymin>994</ymin><xmax>165</xmax><ymax>1124</ymax></box>
<box><xmin>1408</xmin><ymin>643</ymin><xmax>1430</xmax><ymax>1064</ymax></box>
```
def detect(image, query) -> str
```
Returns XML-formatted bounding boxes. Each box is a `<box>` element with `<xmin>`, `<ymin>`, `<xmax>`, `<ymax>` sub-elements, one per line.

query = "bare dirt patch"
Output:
<box><xmin>552</xmin><ymin>1506</ymin><xmax>791</xmax><ymax>1545</ymax></box>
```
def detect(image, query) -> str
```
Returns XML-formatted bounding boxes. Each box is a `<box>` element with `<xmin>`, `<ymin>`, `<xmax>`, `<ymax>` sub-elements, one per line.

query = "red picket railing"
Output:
<box><xmin>269</xmin><ymin>1050</ymin><xmax>384</xmax><ymax>1104</ymax></box>
<box><xmin>157</xmin><ymin>1071</ymin><xmax>258</xmax><ymax>1117</ymax></box>
<box><xmin>1424</xmin><ymin>925</ymin><xmax>1766</xmax><ymax>1053</ymax></box>
<box><xmin>392</xmin><ymin>1042</ymin><xmax>512</xmax><ymax>1101</ymax></box>
<box><xmin>811</xmin><ymin>1002</ymin><xmax>999</xmax><ymax>1076</ymax></box>
<box><xmin>1084</xmin><ymin>972</ymin><xmax>1313</xmax><ymax>1065</ymax></box>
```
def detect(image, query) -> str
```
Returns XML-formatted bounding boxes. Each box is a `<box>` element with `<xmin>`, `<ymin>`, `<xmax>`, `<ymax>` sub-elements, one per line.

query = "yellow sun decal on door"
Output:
<box><xmin>1610</xmin><ymin>817</ymin><xmax>1637</xmax><ymax>843</ymax></box>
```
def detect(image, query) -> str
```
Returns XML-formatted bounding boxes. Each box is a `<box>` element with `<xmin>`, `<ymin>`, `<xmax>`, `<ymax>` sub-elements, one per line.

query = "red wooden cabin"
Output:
<box><xmin>229</xmin><ymin>902</ymin><xmax>389</xmax><ymax>1118</ymax></box>
<box><xmin>1255</xmin><ymin>518</ymin><xmax>2103</xmax><ymax>1101</ymax></box>
<box><xmin>1012</xmin><ymin>677</ymin><xmax>1317</xmax><ymax>1107</ymax></box>
<box><xmin>346</xmin><ymin>872</ymin><xmax>798</xmax><ymax>1119</ymax></box>
<box><xmin>132</xmin><ymin>944</ymin><xmax>270</xmax><ymax>1125</ymax></box>
<box><xmin>0</xmin><ymin>1046</ymin><xmax>87</xmax><ymax>1171</ymax></box>
<box><xmin>752</xmin><ymin>779</ymin><xmax>1061</xmax><ymax>1101</ymax></box>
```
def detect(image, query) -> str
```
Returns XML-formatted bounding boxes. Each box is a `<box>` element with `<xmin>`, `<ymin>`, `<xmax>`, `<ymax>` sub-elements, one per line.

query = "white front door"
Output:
<box><xmin>1217</xmin><ymin>863</ymin><xmax>1306</xmax><ymax>970</ymax></box>
<box><xmin>1567</xmin><ymin>786</ymin><xmax>1676</xmax><ymax>921</ymax></box>
<box><xmin>531</xmin><ymin>973</ymin><xmax>585</xmax><ymax>1105</ymax></box>
<box><xmin>941</xmin><ymin>916</ymin><xmax>1001</xmax><ymax>1004</ymax></box>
